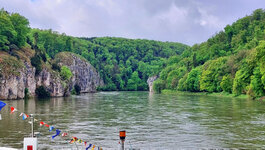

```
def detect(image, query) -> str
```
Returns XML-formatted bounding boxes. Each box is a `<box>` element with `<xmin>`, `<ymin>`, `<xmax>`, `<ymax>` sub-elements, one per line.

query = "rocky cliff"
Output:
<box><xmin>147</xmin><ymin>75</ymin><xmax>158</xmax><ymax>92</ymax></box>
<box><xmin>0</xmin><ymin>50</ymin><xmax>103</xmax><ymax>100</ymax></box>
<box><xmin>54</xmin><ymin>52</ymin><xmax>104</xmax><ymax>93</ymax></box>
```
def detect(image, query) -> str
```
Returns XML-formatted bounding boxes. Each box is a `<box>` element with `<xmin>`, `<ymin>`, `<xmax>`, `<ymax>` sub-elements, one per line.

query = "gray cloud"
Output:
<box><xmin>0</xmin><ymin>0</ymin><xmax>264</xmax><ymax>45</ymax></box>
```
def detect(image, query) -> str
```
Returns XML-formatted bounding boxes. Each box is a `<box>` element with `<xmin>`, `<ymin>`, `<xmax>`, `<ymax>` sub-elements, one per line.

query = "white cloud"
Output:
<box><xmin>0</xmin><ymin>0</ymin><xmax>263</xmax><ymax>45</ymax></box>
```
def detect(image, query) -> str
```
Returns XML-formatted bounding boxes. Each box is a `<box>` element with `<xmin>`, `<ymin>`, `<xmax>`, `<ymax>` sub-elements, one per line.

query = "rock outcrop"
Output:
<box><xmin>36</xmin><ymin>68</ymin><xmax>65</xmax><ymax>97</ymax></box>
<box><xmin>0</xmin><ymin>61</ymin><xmax>36</xmax><ymax>99</ymax></box>
<box><xmin>54</xmin><ymin>52</ymin><xmax>104</xmax><ymax>93</ymax></box>
<box><xmin>0</xmin><ymin>51</ymin><xmax>103</xmax><ymax>100</ymax></box>
<box><xmin>147</xmin><ymin>75</ymin><xmax>158</xmax><ymax>92</ymax></box>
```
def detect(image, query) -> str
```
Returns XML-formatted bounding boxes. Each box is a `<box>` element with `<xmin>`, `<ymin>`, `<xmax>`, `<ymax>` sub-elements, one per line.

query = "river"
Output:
<box><xmin>0</xmin><ymin>92</ymin><xmax>265</xmax><ymax>149</ymax></box>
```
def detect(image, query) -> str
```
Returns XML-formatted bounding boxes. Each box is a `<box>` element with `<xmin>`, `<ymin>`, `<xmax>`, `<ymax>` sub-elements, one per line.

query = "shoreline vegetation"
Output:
<box><xmin>161</xmin><ymin>89</ymin><xmax>249</xmax><ymax>99</ymax></box>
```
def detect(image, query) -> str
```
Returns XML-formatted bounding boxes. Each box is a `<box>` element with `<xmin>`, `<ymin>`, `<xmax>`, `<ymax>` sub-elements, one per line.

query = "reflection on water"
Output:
<box><xmin>1</xmin><ymin>92</ymin><xmax>265</xmax><ymax>149</ymax></box>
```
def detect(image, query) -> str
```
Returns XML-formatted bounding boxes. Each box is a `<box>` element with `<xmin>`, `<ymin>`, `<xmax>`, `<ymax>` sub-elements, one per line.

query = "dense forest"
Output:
<box><xmin>153</xmin><ymin>9</ymin><xmax>265</xmax><ymax>99</ymax></box>
<box><xmin>0</xmin><ymin>8</ymin><xmax>189</xmax><ymax>91</ymax></box>
<box><xmin>0</xmin><ymin>8</ymin><xmax>264</xmax><ymax>98</ymax></box>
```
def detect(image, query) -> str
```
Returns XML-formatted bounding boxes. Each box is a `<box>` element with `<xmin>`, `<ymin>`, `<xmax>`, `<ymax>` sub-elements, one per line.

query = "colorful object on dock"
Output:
<box><xmin>20</xmin><ymin>113</ymin><xmax>29</xmax><ymax>120</ymax></box>
<box><xmin>10</xmin><ymin>107</ymin><xmax>17</xmax><ymax>113</ymax></box>
<box><xmin>52</xmin><ymin>129</ymin><xmax>61</xmax><ymax>139</ymax></box>
<box><xmin>49</xmin><ymin>126</ymin><xmax>55</xmax><ymax>132</ymax></box>
<box><xmin>61</xmin><ymin>132</ymin><xmax>68</xmax><ymax>137</ymax></box>
<box><xmin>40</xmin><ymin>121</ymin><xmax>45</xmax><ymax>126</ymax></box>
<box><xmin>45</xmin><ymin>124</ymin><xmax>50</xmax><ymax>127</ymax></box>
<box><xmin>0</xmin><ymin>101</ymin><xmax>6</xmax><ymax>111</ymax></box>
<box><xmin>86</xmin><ymin>144</ymin><xmax>92</xmax><ymax>150</ymax></box>
<box><xmin>91</xmin><ymin>145</ymin><xmax>95</xmax><ymax>150</ymax></box>
<box><xmin>69</xmin><ymin>137</ymin><xmax>78</xmax><ymax>143</ymax></box>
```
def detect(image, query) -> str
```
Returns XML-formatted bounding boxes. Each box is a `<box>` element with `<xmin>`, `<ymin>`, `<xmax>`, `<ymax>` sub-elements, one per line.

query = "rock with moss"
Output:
<box><xmin>54</xmin><ymin>52</ymin><xmax>104</xmax><ymax>93</ymax></box>
<box><xmin>0</xmin><ymin>51</ymin><xmax>103</xmax><ymax>99</ymax></box>
<box><xmin>147</xmin><ymin>75</ymin><xmax>158</xmax><ymax>92</ymax></box>
<box><xmin>0</xmin><ymin>56</ymin><xmax>36</xmax><ymax>99</ymax></box>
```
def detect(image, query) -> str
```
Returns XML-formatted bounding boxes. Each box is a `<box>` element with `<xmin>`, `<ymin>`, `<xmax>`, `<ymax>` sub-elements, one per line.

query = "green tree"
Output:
<box><xmin>60</xmin><ymin>66</ymin><xmax>72</xmax><ymax>80</ymax></box>
<box><xmin>186</xmin><ymin>67</ymin><xmax>202</xmax><ymax>92</ymax></box>
<box><xmin>200</xmin><ymin>57</ymin><xmax>229</xmax><ymax>92</ymax></box>
<box><xmin>153</xmin><ymin>79</ymin><xmax>165</xmax><ymax>93</ymax></box>
<box><xmin>0</xmin><ymin>9</ymin><xmax>16</xmax><ymax>50</ymax></box>
<box><xmin>127</xmin><ymin>71</ymin><xmax>141</xmax><ymax>91</ymax></box>
<box><xmin>248</xmin><ymin>66</ymin><xmax>264</xmax><ymax>99</ymax></box>
<box><xmin>10</xmin><ymin>13</ymin><xmax>30</xmax><ymax>48</ymax></box>
<box><xmin>220</xmin><ymin>75</ymin><xmax>233</xmax><ymax>93</ymax></box>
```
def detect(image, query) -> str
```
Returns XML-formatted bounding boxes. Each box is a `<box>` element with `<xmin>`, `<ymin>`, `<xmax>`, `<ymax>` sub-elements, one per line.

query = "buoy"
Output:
<box><xmin>119</xmin><ymin>131</ymin><xmax>126</xmax><ymax>150</ymax></box>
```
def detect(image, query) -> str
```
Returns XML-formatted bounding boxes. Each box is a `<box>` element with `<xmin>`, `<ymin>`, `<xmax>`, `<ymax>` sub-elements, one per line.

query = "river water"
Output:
<box><xmin>1</xmin><ymin>92</ymin><xmax>265</xmax><ymax>149</ymax></box>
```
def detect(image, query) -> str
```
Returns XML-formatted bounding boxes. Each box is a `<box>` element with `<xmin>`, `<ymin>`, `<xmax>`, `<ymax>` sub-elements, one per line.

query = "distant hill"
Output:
<box><xmin>0</xmin><ymin>8</ymin><xmax>189</xmax><ymax>92</ymax></box>
<box><xmin>153</xmin><ymin>9</ymin><xmax>265</xmax><ymax>99</ymax></box>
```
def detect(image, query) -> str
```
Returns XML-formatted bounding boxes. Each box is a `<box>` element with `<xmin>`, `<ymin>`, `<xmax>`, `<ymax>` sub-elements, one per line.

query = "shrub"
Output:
<box><xmin>220</xmin><ymin>75</ymin><xmax>233</xmax><ymax>93</ymax></box>
<box><xmin>30</xmin><ymin>54</ymin><xmax>42</xmax><ymax>75</ymax></box>
<box><xmin>177</xmin><ymin>73</ymin><xmax>188</xmax><ymax>91</ymax></box>
<box><xmin>186</xmin><ymin>67</ymin><xmax>202</xmax><ymax>92</ymax></box>
<box><xmin>60</xmin><ymin>66</ymin><xmax>72</xmax><ymax>80</ymax></box>
<box><xmin>153</xmin><ymin>79</ymin><xmax>165</xmax><ymax>93</ymax></box>
<box><xmin>35</xmin><ymin>86</ymin><xmax>50</xmax><ymax>98</ymax></box>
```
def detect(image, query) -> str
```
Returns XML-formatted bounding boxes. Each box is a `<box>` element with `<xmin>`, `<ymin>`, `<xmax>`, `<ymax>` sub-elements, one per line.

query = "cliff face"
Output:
<box><xmin>0</xmin><ymin>51</ymin><xmax>103</xmax><ymax>100</ymax></box>
<box><xmin>36</xmin><ymin>68</ymin><xmax>65</xmax><ymax>97</ymax></box>
<box><xmin>0</xmin><ymin>62</ymin><xmax>36</xmax><ymax>99</ymax></box>
<box><xmin>54</xmin><ymin>52</ymin><xmax>104</xmax><ymax>93</ymax></box>
<box><xmin>147</xmin><ymin>75</ymin><xmax>158</xmax><ymax>92</ymax></box>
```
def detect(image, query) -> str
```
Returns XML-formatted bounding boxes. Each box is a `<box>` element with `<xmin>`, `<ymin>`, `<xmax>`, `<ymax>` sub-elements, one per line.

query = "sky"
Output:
<box><xmin>0</xmin><ymin>0</ymin><xmax>264</xmax><ymax>45</ymax></box>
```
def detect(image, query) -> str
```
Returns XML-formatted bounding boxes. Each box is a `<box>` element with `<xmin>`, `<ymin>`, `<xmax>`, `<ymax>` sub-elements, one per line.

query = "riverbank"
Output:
<box><xmin>161</xmin><ymin>89</ymin><xmax>249</xmax><ymax>99</ymax></box>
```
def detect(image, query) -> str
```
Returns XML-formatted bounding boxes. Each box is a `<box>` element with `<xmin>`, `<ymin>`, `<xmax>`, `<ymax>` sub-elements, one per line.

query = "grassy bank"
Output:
<box><xmin>161</xmin><ymin>89</ymin><xmax>248</xmax><ymax>99</ymax></box>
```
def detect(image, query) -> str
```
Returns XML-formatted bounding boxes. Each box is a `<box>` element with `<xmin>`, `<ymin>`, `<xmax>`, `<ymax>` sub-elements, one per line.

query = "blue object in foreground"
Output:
<box><xmin>52</xmin><ymin>129</ymin><xmax>61</xmax><ymax>139</ymax></box>
<box><xmin>0</xmin><ymin>101</ymin><xmax>6</xmax><ymax>111</ymax></box>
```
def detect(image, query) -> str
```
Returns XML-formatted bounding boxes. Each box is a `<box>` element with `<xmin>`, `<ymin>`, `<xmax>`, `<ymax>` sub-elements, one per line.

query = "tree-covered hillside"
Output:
<box><xmin>153</xmin><ymin>9</ymin><xmax>265</xmax><ymax>99</ymax></box>
<box><xmin>0</xmin><ymin>8</ymin><xmax>189</xmax><ymax>91</ymax></box>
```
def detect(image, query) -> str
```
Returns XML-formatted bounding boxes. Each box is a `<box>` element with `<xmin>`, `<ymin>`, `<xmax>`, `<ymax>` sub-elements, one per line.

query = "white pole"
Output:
<box><xmin>31</xmin><ymin>114</ymin><xmax>34</xmax><ymax>137</ymax></box>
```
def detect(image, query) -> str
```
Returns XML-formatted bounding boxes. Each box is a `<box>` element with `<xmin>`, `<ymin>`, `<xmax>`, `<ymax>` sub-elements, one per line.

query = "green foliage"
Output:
<box><xmin>220</xmin><ymin>75</ymin><xmax>233</xmax><ymax>93</ymax></box>
<box><xmin>177</xmin><ymin>73</ymin><xmax>188</xmax><ymax>91</ymax></box>
<box><xmin>153</xmin><ymin>79</ymin><xmax>165</xmax><ymax>93</ymax></box>
<box><xmin>9</xmin><ymin>13</ymin><xmax>30</xmax><ymax>48</ymax></box>
<box><xmin>0</xmin><ymin>8</ymin><xmax>29</xmax><ymax>50</ymax></box>
<box><xmin>127</xmin><ymin>71</ymin><xmax>142</xmax><ymax>91</ymax></box>
<box><xmin>200</xmin><ymin>57</ymin><xmax>229</xmax><ymax>92</ymax></box>
<box><xmin>186</xmin><ymin>67</ymin><xmax>202</xmax><ymax>92</ymax></box>
<box><xmin>233</xmin><ymin>69</ymin><xmax>250</xmax><ymax>95</ymax></box>
<box><xmin>30</xmin><ymin>54</ymin><xmax>42</xmax><ymax>75</ymax></box>
<box><xmin>155</xmin><ymin>8</ymin><xmax>264</xmax><ymax>97</ymax></box>
<box><xmin>28</xmin><ymin>28</ymin><xmax>188</xmax><ymax>91</ymax></box>
<box><xmin>256</xmin><ymin>41</ymin><xmax>265</xmax><ymax>86</ymax></box>
<box><xmin>35</xmin><ymin>86</ymin><xmax>50</xmax><ymax>98</ymax></box>
<box><xmin>248</xmin><ymin>66</ymin><xmax>265</xmax><ymax>99</ymax></box>
<box><xmin>60</xmin><ymin>66</ymin><xmax>72</xmax><ymax>80</ymax></box>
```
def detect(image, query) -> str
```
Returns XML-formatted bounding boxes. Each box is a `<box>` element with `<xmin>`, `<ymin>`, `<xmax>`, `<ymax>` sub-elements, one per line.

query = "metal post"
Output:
<box><xmin>121</xmin><ymin>139</ymin><xmax>125</xmax><ymax>150</ymax></box>
<box><xmin>31</xmin><ymin>114</ymin><xmax>34</xmax><ymax>137</ymax></box>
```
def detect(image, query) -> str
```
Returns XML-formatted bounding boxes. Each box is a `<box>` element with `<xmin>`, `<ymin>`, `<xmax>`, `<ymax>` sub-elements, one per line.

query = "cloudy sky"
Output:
<box><xmin>0</xmin><ymin>0</ymin><xmax>264</xmax><ymax>45</ymax></box>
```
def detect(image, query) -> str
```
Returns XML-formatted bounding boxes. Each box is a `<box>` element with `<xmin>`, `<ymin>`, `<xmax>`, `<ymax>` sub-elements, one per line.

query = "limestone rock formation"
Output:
<box><xmin>54</xmin><ymin>52</ymin><xmax>104</xmax><ymax>93</ymax></box>
<box><xmin>0</xmin><ymin>51</ymin><xmax>103</xmax><ymax>100</ymax></box>
<box><xmin>147</xmin><ymin>75</ymin><xmax>158</xmax><ymax>92</ymax></box>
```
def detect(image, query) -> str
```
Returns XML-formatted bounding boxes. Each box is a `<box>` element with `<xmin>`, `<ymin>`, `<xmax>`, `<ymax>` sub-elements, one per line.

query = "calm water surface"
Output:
<box><xmin>1</xmin><ymin>92</ymin><xmax>265</xmax><ymax>149</ymax></box>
